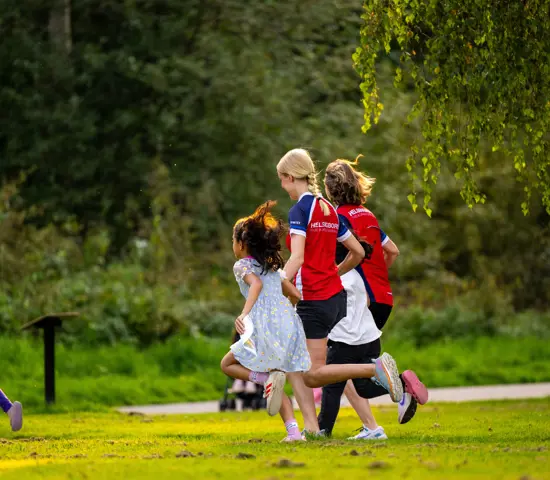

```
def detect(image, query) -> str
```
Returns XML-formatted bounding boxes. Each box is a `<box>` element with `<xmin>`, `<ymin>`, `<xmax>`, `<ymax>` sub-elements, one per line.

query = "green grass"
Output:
<box><xmin>0</xmin><ymin>399</ymin><xmax>549</xmax><ymax>479</ymax></box>
<box><xmin>2</xmin><ymin>335</ymin><xmax>550</xmax><ymax>412</ymax></box>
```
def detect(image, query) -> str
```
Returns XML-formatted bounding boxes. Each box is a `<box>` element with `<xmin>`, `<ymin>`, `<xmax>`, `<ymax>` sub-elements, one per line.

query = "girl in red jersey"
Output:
<box><xmin>275</xmin><ymin>148</ymin><xmax>407</xmax><ymax>435</ymax></box>
<box><xmin>324</xmin><ymin>156</ymin><xmax>424</xmax><ymax>429</ymax></box>
<box><xmin>325</xmin><ymin>157</ymin><xmax>397</xmax><ymax>331</ymax></box>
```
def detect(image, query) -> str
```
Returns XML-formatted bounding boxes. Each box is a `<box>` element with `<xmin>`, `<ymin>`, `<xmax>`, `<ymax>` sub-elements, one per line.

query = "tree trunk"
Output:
<box><xmin>49</xmin><ymin>0</ymin><xmax>72</xmax><ymax>54</ymax></box>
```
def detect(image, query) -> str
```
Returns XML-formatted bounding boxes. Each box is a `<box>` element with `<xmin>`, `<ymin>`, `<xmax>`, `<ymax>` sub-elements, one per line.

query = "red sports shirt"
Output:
<box><xmin>286</xmin><ymin>193</ymin><xmax>350</xmax><ymax>301</ymax></box>
<box><xmin>337</xmin><ymin>204</ymin><xmax>393</xmax><ymax>306</ymax></box>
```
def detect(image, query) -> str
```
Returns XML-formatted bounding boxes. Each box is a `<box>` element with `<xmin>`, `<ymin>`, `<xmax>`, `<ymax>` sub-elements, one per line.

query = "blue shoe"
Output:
<box><xmin>372</xmin><ymin>353</ymin><xmax>403</xmax><ymax>402</ymax></box>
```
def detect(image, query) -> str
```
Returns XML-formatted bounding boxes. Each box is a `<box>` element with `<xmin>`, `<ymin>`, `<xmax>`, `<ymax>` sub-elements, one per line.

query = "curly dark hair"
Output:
<box><xmin>335</xmin><ymin>228</ymin><xmax>374</xmax><ymax>265</ymax></box>
<box><xmin>233</xmin><ymin>200</ymin><xmax>286</xmax><ymax>274</ymax></box>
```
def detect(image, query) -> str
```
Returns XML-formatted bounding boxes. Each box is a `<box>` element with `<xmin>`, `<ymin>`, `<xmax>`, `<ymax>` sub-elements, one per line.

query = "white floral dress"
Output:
<box><xmin>231</xmin><ymin>257</ymin><xmax>311</xmax><ymax>373</ymax></box>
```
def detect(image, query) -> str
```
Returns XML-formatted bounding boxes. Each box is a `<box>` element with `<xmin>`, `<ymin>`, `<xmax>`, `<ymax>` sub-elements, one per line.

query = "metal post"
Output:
<box><xmin>44</xmin><ymin>323</ymin><xmax>56</xmax><ymax>404</ymax></box>
<box><xmin>21</xmin><ymin>312</ymin><xmax>79</xmax><ymax>406</ymax></box>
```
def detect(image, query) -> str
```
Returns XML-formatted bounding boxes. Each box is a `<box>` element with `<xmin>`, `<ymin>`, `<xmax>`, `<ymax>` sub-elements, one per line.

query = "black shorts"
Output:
<box><xmin>326</xmin><ymin>337</ymin><xmax>381</xmax><ymax>366</ymax></box>
<box><xmin>296</xmin><ymin>289</ymin><xmax>347</xmax><ymax>340</ymax></box>
<box><xmin>368</xmin><ymin>302</ymin><xmax>393</xmax><ymax>330</ymax></box>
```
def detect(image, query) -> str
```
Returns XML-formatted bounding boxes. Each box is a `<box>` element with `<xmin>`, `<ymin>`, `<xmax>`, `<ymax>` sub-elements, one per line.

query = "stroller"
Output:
<box><xmin>219</xmin><ymin>330</ymin><xmax>267</xmax><ymax>412</ymax></box>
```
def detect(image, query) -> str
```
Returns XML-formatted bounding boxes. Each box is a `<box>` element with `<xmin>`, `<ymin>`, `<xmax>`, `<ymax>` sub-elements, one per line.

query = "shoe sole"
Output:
<box><xmin>9</xmin><ymin>401</ymin><xmax>23</xmax><ymax>432</ymax></box>
<box><xmin>265</xmin><ymin>371</ymin><xmax>286</xmax><ymax>416</ymax></box>
<box><xmin>402</xmin><ymin>370</ymin><xmax>429</xmax><ymax>405</ymax></box>
<box><xmin>398</xmin><ymin>396</ymin><xmax>418</xmax><ymax>425</ymax></box>
<box><xmin>378</xmin><ymin>353</ymin><xmax>403</xmax><ymax>403</ymax></box>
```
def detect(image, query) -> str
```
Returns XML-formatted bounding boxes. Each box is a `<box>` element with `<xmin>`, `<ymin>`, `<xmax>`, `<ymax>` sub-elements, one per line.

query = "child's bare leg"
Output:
<box><xmin>279</xmin><ymin>394</ymin><xmax>303</xmax><ymax>441</ymax></box>
<box><xmin>279</xmin><ymin>394</ymin><xmax>294</xmax><ymax>423</ymax></box>
<box><xmin>344</xmin><ymin>380</ymin><xmax>377</xmax><ymax>430</ymax></box>
<box><xmin>221</xmin><ymin>352</ymin><xmax>271</xmax><ymax>385</ymax></box>
<box><xmin>220</xmin><ymin>352</ymin><xmax>252</xmax><ymax>381</ymax></box>
<box><xmin>287</xmin><ymin>372</ymin><xmax>320</xmax><ymax>433</ymax></box>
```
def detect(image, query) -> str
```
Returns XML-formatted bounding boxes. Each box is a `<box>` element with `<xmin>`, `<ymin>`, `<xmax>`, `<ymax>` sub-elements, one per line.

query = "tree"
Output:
<box><xmin>354</xmin><ymin>0</ymin><xmax>550</xmax><ymax>216</ymax></box>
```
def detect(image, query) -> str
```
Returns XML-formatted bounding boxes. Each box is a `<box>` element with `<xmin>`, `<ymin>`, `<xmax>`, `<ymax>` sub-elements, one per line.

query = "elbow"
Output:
<box><xmin>294</xmin><ymin>253</ymin><xmax>305</xmax><ymax>268</ymax></box>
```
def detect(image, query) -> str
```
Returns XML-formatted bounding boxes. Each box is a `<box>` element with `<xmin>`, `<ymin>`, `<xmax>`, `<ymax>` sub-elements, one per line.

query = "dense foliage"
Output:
<box><xmin>0</xmin><ymin>0</ymin><xmax>548</xmax><ymax>344</ymax></box>
<box><xmin>354</xmin><ymin>0</ymin><xmax>550</xmax><ymax>215</ymax></box>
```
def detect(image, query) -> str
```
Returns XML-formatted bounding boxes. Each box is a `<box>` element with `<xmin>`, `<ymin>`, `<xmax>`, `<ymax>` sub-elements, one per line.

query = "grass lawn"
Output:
<box><xmin>0</xmin><ymin>399</ymin><xmax>548</xmax><ymax>479</ymax></box>
<box><xmin>3</xmin><ymin>335</ymin><xmax>550</xmax><ymax>412</ymax></box>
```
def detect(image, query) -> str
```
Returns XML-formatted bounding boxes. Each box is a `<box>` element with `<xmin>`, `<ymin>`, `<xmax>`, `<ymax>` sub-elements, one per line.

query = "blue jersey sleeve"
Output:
<box><xmin>337</xmin><ymin>214</ymin><xmax>352</xmax><ymax>242</ymax></box>
<box><xmin>288</xmin><ymin>204</ymin><xmax>308</xmax><ymax>237</ymax></box>
<box><xmin>380</xmin><ymin>229</ymin><xmax>389</xmax><ymax>245</ymax></box>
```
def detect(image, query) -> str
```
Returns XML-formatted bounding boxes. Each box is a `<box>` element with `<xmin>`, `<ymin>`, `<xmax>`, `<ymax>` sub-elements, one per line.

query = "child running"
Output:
<box><xmin>276</xmin><ymin>148</ymin><xmax>414</xmax><ymax>436</ymax></box>
<box><xmin>220</xmin><ymin>201</ymin><xmax>311</xmax><ymax>442</ymax></box>
<box><xmin>317</xmin><ymin>228</ymin><xmax>426</xmax><ymax>439</ymax></box>
<box><xmin>0</xmin><ymin>388</ymin><xmax>23</xmax><ymax>432</ymax></box>
<box><xmin>323</xmin><ymin>156</ymin><xmax>428</xmax><ymax>436</ymax></box>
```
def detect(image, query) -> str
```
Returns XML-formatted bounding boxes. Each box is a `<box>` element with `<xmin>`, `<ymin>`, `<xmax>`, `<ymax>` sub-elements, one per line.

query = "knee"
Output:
<box><xmin>303</xmin><ymin>371</ymin><xmax>321</xmax><ymax>389</ymax></box>
<box><xmin>220</xmin><ymin>357</ymin><xmax>229</xmax><ymax>374</ymax></box>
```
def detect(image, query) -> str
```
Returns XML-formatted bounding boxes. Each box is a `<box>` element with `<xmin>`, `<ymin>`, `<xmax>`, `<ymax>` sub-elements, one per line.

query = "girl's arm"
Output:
<box><xmin>282</xmin><ymin>278</ymin><xmax>301</xmax><ymax>306</ymax></box>
<box><xmin>382</xmin><ymin>238</ymin><xmax>400</xmax><ymax>268</ymax></box>
<box><xmin>235</xmin><ymin>273</ymin><xmax>263</xmax><ymax>334</ymax></box>
<box><xmin>283</xmin><ymin>234</ymin><xmax>306</xmax><ymax>281</ymax></box>
<box><xmin>337</xmin><ymin>234</ymin><xmax>365</xmax><ymax>276</ymax></box>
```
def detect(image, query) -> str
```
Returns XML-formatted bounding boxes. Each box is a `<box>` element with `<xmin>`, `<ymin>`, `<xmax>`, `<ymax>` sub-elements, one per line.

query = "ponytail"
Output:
<box><xmin>306</xmin><ymin>172</ymin><xmax>330</xmax><ymax>215</ymax></box>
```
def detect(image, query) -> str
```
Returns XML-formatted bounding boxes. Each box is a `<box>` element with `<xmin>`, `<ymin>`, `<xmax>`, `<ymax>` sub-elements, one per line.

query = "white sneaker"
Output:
<box><xmin>8</xmin><ymin>401</ymin><xmax>23</xmax><ymax>432</ymax></box>
<box><xmin>264</xmin><ymin>371</ymin><xmax>286</xmax><ymax>416</ymax></box>
<box><xmin>398</xmin><ymin>393</ymin><xmax>418</xmax><ymax>425</ymax></box>
<box><xmin>347</xmin><ymin>426</ymin><xmax>388</xmax><ymax>440</ymax></box>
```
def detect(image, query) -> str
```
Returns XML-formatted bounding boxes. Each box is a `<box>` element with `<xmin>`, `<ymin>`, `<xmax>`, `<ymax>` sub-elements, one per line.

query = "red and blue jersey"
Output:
<box><xmin>337</xmin><ymin>204</ymin><xmax>393</xmax><ymax>306</ymax></box>
<box><xmin>286</xmin><ymin>193</ymin><xmax>351</xmax><ymax>301</ymax></box>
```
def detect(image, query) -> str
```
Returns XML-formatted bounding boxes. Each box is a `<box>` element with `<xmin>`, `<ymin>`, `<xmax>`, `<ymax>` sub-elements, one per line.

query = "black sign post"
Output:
<box><xmin>21</xmin><ymin>312</ymin><xmax>80</xmax><ymax>405</ymax></box>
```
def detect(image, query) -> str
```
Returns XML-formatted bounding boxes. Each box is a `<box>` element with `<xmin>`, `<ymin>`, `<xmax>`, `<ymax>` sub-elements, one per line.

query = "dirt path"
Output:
<box><xmin>117</xmin><ymin>382</ymin><xmax>550</xmax><ymax>415</ymax></box>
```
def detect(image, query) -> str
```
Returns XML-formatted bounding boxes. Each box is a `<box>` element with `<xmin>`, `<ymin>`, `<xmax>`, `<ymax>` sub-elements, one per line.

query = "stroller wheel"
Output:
<box><xmin>219</xmin><ymin>399</ymin><xmax>228</xmax><ymax>412</ymax></box>
<box><xmin>227</xmin><ymin>398</ymin><xmax>237</xmax><ymax>410</ymax></box>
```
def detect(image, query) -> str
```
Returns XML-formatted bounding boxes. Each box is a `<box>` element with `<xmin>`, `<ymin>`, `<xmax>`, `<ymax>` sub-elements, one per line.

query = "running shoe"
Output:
<box><xmin>8</xmin><ymin>401</ymin><xmax>23</xmax><ymax>432</ymax></box>
<box><xmin>372</xmin><ymin>353</ymin><xmax>403</xmax><ymax>402</ymax></box>
<box><xmin>347</xmin><ymin>426</ymin><xmax>388</xmax><ymax>440</ymax></box>
<box><xmin>397</xmin><ymin>392</ymin><xmax>418</xmax><ymax>424</ymax></box>
<box><xmin>401</xmin><ymin>370</ymin><xmax>429</xmax><ymax>405</ymax></box>
<box><xmin>264</xmin><ymin>371</ymin><xmax>286</xmax><ymax>416</ymax></box>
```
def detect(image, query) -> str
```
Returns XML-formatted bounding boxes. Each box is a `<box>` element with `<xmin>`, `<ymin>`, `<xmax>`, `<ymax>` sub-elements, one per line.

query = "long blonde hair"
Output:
<box><xmin>277</xmin><ymin>148</ymin><xmax>330</xmax><ymax>215</ymax></box>
<box><xmin>325</xmin><ymin>155</ymin><xmax>375</xmax><ymax>206</ymax></box>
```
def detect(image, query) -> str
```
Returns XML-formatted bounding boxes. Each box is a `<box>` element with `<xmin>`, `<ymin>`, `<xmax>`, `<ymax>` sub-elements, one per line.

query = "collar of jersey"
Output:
<box><xmin>298</xmin><ymin>191</ymin><xmax>326</xmax><ymax>202</ymax></box>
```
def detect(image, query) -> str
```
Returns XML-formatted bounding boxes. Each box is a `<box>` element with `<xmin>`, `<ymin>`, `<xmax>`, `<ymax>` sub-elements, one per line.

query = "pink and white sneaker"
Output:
<box><xmin>401</xmin><ymin>370</ymin><xmax>429</xmax><ymax>405</ymax></box>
